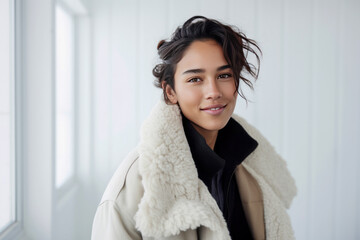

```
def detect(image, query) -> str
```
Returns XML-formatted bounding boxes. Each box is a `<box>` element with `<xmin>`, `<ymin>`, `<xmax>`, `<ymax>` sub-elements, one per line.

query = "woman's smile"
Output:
<box><xmin>200</xmin><ymin>104</ymin><xmax>227</xmax><ymax>115</ymax></box>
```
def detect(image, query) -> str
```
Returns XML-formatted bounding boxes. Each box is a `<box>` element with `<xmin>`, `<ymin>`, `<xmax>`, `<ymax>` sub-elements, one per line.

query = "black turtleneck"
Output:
<box><xmin>182</xmin><ymin>115</ymin><xmax>258</xmax><ymax>240</ymax></box>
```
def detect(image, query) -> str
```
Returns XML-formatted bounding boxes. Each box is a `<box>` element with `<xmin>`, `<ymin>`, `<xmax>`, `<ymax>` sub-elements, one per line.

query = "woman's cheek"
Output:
<box><xmin>182</xmin><ymin>88</ymin><xmax>201</xmax><ymax>101</ymax></box>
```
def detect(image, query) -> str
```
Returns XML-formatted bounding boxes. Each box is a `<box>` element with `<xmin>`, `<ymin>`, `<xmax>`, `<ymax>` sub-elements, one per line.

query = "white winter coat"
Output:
<box><xmin>91</xmin><ymin>101</ymin><xmax>297</xmax><ymax>240</ymax></box>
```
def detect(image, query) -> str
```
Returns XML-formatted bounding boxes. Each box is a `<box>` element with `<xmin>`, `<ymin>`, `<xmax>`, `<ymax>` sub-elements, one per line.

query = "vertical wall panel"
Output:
<box><xmin>109</xmin><ymin>0</ymin><xmax>139</xmax><ymax>170</ymax></box>
<box><xmin>75</xmin><ymin>15</ymin><xmax>95</xmax><ymax>240</ymax></box>
<box><xmin>228</xmin><ymin>0</ymin><xmax>257</xmax><ymax>123</ymax></box>
<box><xmin>228</xmin><ymin>0</ymin><xmax>257</xmax><ymax>34</ymax></box>
<box><xmin>255</xmin><ymin>0</ymin><xmax>284</xmax><ymax>153</ymax></box>
<box><xmin>137</xmin><ymin>0</ymin><xmax>169</xmax><ymax>124</ymax></box>
<box><xmin>167</xmin><ymin>0</ymin><xmax>201</xmax><ymax>34</ymax></box>
<box><xmin>53</xmin><ymin>188</ymin><xmax>77</xmax><ymax>240</ymax></box>
<box><xmin>199</xmin><ymin>0</ymin><xmax>228</xmax><ymax>21</ymax></box>
<box><xmin>22</xmin><ymin>0</ymin><xmax>54</xmax><ymax>239</ymax></box>
<box><xmin>92</xmin><ymin>0</ymin><xmax>112</xmax><ymax>195</ymax></box>
<box><xmin>334</xmin><ymin>1</ymin><xmax>360</xmax><ymax>239</ymax></box>
<box><xmin>309</xmin><ymin>0</ymin><xmax>338</xmax><ymax>239</ymax></box>
<box><xmin>282</xmin><ymin>1</ymin><xmax>313</xmax><ymax>239</ymax></box>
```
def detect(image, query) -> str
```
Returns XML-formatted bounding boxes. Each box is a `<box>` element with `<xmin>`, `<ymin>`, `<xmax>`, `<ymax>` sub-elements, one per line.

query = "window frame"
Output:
<box><xmin>0</xmin><ymin>0</ymin><xmax>24</xmax><ymax>239</ymax></box>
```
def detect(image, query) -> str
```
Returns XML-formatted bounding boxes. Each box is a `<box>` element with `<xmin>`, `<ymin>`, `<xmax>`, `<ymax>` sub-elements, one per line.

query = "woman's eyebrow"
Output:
<box><xmin>182</xmin><ymin>68</ymin><xmax>204</xmax><ymax>75</ymax></box>
<box><xmin>182</xmin><ymin>64</ymin><xmax>231</xmax><ymax>75</ymax></box>
<box><xmin>217</xmin><ymin>64</ymin><xmax>231</xmax><ymax>71</ymax></box>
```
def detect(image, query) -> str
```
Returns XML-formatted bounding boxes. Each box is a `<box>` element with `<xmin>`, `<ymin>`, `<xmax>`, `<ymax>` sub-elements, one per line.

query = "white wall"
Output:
<box><xmin>14</xmin><ymin>0</ymin><xmax>360</xmax><ymax>239</ymax></box>
<box><xmin>22</xmin><ymin>0</ymin><xmax>54</xmax><ymax>239</ymax></box>
<box><xmin>89</xmin><ymin>0</ymin><xmax>360</xmax><ymax>240</ymax></box>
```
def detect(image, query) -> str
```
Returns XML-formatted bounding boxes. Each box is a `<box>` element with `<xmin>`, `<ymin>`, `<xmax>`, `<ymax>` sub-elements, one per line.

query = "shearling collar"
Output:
<box><xmin>135</xmin><ymin>100</ymin><xmax>231</xmax><ymax>239</ymax></box>
<box><xmin>134</xmin><ymin>100</ymin><xmax>297</xmax><ymax>239</ymax></box>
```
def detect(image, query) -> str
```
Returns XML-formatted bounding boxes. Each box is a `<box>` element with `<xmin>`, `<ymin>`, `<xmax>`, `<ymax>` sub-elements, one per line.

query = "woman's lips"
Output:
<box><xmin>200</xmin><ymin>105</ymin><xmax>226</xmax><ymax>115</ymax></box>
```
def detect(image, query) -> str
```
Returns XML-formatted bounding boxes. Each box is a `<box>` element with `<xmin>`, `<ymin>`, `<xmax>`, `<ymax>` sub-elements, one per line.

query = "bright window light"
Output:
<box><xmin>55</xmin><ymin>5</ymin><xmax>75</xmax><ymax>188</ymax></box>
<box><xmin>0</xmin><ymin>0</ymin><xmax>15</xmax><ymax>233</ymax></box>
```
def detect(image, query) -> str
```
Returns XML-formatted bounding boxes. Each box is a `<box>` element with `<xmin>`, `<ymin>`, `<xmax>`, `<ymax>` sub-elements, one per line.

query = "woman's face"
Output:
<box><xmin>166</xmin><ymin>39</ymin><xmax>237</xmax><ymax>137</ymax></box>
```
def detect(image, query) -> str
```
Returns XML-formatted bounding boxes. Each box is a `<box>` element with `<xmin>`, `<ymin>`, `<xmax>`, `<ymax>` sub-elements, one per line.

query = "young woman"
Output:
<box><xmin>92</xmin><ymin>16</ymin><xmax>296</xmax><ymax>240</ymax></box>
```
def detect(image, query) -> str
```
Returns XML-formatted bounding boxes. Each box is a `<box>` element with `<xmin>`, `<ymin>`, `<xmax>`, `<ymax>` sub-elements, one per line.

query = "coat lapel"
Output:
<box><xmin>134</xmin><ymin>101</ymin><xmax>230</xmax><ymax>239</ymax></box>
<box><xmin>233</xmin><ymin>115</ymin><xmax>297</xmax><ymax>239</ymax></box>
<box><xmin>232</xmin><ymin>115</ymin><xmax>297</xmax><ymax>210</ymax></box>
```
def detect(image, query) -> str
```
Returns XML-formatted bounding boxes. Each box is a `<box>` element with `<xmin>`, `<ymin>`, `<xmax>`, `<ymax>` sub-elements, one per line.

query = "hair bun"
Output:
<box><xmin>157</xmin><ymin>40</ymin><xmax>166</xmax><ymax>50</ymax></box>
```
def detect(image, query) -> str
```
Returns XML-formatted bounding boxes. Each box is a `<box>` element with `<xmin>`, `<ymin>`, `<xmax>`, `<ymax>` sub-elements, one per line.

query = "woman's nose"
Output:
<box><xmin>204</xmin><ymin>79</ymin><xmax>222</xmax><ymax>100</ymax></box>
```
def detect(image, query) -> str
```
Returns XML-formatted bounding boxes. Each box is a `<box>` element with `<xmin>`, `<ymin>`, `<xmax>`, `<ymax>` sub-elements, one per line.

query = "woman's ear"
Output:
<box><xmin>163</xmin><ymin>83</ymin><xmax>178</xmax><ymax>104</ymax></box>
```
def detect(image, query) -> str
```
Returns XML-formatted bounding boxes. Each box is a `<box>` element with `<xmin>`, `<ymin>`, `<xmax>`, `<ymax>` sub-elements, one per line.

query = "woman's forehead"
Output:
<box><xmin>176</xmin><ymin>40</ymin><xmax>228</xmax><ymax>74</ymax></box>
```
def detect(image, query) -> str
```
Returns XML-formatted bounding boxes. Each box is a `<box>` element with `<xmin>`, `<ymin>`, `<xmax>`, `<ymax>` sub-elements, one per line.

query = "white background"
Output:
<box><xmin>9</xmin><ymin>0</ymin><xmax>360</xmax><ymax>239</ymax></box>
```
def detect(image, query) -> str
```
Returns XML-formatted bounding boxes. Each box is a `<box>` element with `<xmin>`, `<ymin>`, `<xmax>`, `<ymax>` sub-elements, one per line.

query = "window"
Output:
<box><xmin>0</xmin><ymin>0</ymin><xmax>15</xmax><ymax>235</ymax></box>
<box><xmin>55</xmin><ymin>4</ymin><xmax>75</xmax><ymax>188</ymax></box>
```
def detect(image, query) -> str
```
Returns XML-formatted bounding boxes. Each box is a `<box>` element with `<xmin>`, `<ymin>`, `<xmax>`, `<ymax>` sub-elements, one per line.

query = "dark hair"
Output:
<box><xmin>153</xmin><ymin>15</ymin><xmax>262</xmax><ymax>103</ymax></box>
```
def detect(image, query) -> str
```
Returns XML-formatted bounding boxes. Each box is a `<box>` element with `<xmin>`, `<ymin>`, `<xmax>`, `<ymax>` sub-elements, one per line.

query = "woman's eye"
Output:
<box><xmin>218</xmin><ymin>73</ymin><xmax>232</xmax><ymax>79</ymax></box>
<box><xmin>188</xmin><ymin>78</ymin><xmax>201</xmax><ymax>83</ymax></box>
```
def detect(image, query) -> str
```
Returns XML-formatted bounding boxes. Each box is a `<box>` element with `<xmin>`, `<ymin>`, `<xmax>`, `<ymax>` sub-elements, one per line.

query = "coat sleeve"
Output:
<box><xmin>91</xmin><ymin>200</ymin><xmax>142</xmax><ymax>240</ymax></box>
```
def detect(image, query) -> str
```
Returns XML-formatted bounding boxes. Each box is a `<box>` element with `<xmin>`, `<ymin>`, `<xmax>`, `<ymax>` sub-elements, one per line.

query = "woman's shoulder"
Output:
<box><xmin>99</xmin><ymin>148</ymin><xmax>144</xmax><ymax>213</ymax></box>
<box><xmin>92</xmin><ymin>149</ymin><xmax>143</xmax><ymax>239</ymax></box>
